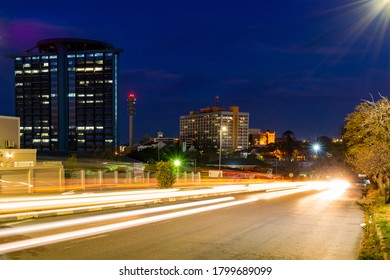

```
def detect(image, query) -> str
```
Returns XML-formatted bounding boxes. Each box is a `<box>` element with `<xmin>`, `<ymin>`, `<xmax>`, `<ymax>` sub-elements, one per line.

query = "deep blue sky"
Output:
<box><xmin>1</xmin><ymin>0</ymin><xmax>390</xmax><ymax>144</ymax></box>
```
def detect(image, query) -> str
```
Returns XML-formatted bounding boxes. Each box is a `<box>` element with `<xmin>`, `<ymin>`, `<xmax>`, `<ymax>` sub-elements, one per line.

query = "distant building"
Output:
<box><xmin>249</xmin><ymin>129</ymin><xmax>276</xmax><ymax>146</ymax></box>
<box><xmin>9</xmin><ymin>38</ymin><xmax>122</xmax><ymax>152</ymax></box>
<box><xmin>259</xmin><ymin>130</ymin><xmax>276</xmax><ymax>146</ymax></box>
<box><xmin>180</xmin><ymin>105</ymin><xmax>249</xmax><ymax>153</ymax></box>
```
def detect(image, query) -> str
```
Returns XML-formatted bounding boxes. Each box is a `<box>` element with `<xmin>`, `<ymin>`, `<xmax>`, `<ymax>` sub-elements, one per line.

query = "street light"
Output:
<box><xmin>173</xmin><ymin>159</ymin><xmax>181</xmax><ymax>168</ymax></box>
<box><xmin>173</xmin><ymin>159</ymin><xmax>181</xmax><ymax>182</ymax></box>
<box><xmin>313</xmin><ymin>143</ymin><xmax>320</xmax><ymax>159</ymax></box>
<box><xmin>218</xmin><ymin>126</ymin><xmax>227</xmax><ymax>177</ymax></box>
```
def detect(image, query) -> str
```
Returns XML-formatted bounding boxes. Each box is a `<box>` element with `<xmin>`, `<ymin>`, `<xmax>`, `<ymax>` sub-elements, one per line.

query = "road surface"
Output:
<box><xmin>0</xmin><ymin>181</ymin><xmax>364</xmax><ymax>260</ymax></box>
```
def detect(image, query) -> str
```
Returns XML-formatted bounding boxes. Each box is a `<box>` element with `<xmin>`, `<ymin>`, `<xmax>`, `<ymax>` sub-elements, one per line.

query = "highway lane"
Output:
<box><xmin>0</xmin><ymin>181</ymin><xmax>364</xmax><ymax>260</ymax></box>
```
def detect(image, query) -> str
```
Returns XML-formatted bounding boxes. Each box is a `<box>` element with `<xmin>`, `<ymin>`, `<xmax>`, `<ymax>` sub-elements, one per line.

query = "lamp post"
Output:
<box><xmin>313</xmin><ymin>143</ymin><xmax>320</xmax><ymax>159</ymax></box>
<box><xmin>173</xmin><ymin>159</ymin><xmax>181</xmax><ymax>182</ymax></box>
<box><xmin>218</xmin><ymin>126</ymin><xmax>227</xmax><ymax>178</ymax></box>
<box><xmin>5</xmin><ymin>152</ymin><xmax>13</xmax><ymax>167</ymax></box>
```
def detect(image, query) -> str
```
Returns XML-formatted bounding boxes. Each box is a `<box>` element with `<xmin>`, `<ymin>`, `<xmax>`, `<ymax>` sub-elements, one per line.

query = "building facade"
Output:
<box><xmin>180</xmin><ymin>106</ymin><xmax>249</xmax><ymax>153</ymax></box>
<box><xmin>0</xmin><ymin>115</ymin><xmax>20</xmax><ymax>149</ymax></box>
<box><xmin>9</xmin><ymin>38</ymin><xmax>122</xmax><ymax>152</ymax></box>
<box><xmin>249</xmin><ymin>129</ymin><xmax>276</xmax><ymax>146</ymax></box>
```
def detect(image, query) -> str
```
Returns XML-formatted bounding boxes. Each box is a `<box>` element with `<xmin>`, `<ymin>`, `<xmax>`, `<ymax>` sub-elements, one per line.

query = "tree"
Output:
<box><xmin>343</xmin><ymin>95</ymin><xmax>390</xmax><ymax>203</ymax></box>
<box><xmin>281</xmin><ymin>130</ymin><xmax>296</xmax><ymax>161</ymax></box>
<box><xmin>156</xmin><ymin>161</ymin><xmax>176</xmax><ymax>189</ymax></box>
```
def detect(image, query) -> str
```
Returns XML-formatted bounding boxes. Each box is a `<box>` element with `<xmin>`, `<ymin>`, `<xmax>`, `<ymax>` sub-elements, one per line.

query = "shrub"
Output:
<box><xmin>156</xmin><ymin>161</ymin><xmax>176</xmax><ymax>188</ymax></box>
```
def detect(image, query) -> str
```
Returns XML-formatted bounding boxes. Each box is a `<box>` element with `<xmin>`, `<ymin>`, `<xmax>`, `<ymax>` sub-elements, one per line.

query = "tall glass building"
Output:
<box><xmin>9</xmin><ymin>38</ymin><xmax>122</xmax><ymax>152</ymax></box>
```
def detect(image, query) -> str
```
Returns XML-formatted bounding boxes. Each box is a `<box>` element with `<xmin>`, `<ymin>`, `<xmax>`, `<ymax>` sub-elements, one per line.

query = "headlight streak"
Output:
<box><xmin>0</xmin><ymin>189</ymin><xmax>181</xmax><ymax>213</ymax></box>
<box><xmin>1</xmin><ymin>189</ymin><xmax>180</xmax><ymax>203</ymax></box>
<box><xmin>0</xmin><ymin>199</ymin><xmax>157</xmax><ymax>221</ymax></box>
<box><xmin>0</xmin><ymin>197</ymin><xmax>234</xmax><ymax>238</ymax></box>
<box><xmin>0</xmin><ymin>182</ymin><xmax>330</xmax><ymax>215</ymax></box>
<box><xmin>0</xmin><ymin>197</ymin><xmax>258</xmax><ymax>254</ymax></box>
<box><xmin>0</xmin><ymin>186</ymin><xmax>255</xmax><ymax>214</ymax></box>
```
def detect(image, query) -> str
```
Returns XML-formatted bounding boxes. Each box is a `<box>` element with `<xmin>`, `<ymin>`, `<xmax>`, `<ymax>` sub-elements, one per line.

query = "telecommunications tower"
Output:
<box><xmin>127</xmin><ymin>92</ymin><xmax>136</xmax><ymax>147</ymax></box>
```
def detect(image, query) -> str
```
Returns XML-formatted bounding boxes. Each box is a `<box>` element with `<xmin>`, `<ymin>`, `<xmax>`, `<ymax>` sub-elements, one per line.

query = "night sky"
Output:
<box><xmin>1</xmin><ymin>0</ymin><xmax>390</xmax><ymax>144</ymax></box>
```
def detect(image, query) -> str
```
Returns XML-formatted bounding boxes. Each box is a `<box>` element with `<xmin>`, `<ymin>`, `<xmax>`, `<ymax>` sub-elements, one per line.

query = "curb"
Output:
<box><xmin>375</xmin><ymin>223</ymin><xmax>389</xmax><ymax>260</ymax></box>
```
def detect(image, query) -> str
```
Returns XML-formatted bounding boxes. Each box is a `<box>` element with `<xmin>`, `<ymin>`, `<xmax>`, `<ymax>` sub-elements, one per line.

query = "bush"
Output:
<box><xmin>156</xmin><ymin>161</ymin><xmax>176</xmax><ymax>189</ymax></box>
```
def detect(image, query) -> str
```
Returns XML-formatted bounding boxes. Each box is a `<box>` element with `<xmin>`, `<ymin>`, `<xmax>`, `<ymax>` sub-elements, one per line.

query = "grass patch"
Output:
<box><xmin>358</xmin><ymin>203</ymin><xmax>383</xmax><ymax>260</ymax></box>
<box><xmin>375</xmin><ymin>203</ymin><xmax>390</xmax><ymax>257</ymax></box>
<box><xmin>358</xmin><ymin>190</ymin><xmax>390</xmax><ymax>260</ymax></box>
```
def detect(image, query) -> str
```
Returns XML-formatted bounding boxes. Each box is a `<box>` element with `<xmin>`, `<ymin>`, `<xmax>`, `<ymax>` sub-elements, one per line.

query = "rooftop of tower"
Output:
<box><xmin>35</xmin><ymin>38</ymin><xmax>114</xmax><ymax>53</ymax></box>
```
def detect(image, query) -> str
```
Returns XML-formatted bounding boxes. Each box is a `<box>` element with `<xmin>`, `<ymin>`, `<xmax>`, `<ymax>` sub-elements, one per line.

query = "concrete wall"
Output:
<box><xmin>0</xmin><ymin>148</ymin><xmax>64</xmax><ymax>194</ymax></box>
<box><xmin>0</xmin><ymin>149</ymin><xmax>36</xmax><ymax>167</ymax></box>
<box><xmin>0</xmin><ymin>115</ymin><xmax>20</xmax><ymax>149</ymax></box>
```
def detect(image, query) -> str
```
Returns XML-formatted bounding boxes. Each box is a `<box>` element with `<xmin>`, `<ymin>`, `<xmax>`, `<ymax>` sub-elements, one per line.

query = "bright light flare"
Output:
<box><xmin>330</xmin><ymin>179</ymin><xmax>350</xmax><ymax>189</ymax></box>
<box><xmin>317</xmin><ymin>179</ymin><xmax>351</xmax><ymax>201</ymax></box>
<box><xmin>372</xmin><ymin>0</ymin><xmax>390</xmax><ymax>14</ymax></box>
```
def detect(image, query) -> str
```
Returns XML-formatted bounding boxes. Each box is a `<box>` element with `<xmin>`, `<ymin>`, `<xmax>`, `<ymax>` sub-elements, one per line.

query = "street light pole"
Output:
<box><xmin>219</xmin><ymin>126</ymin><xmax>226</xmax><ymax>178</ymax></box>
<box><xmin>313</xmin><ymin>143</ymin><xmax>320</xmax><ymax>159</ymax></box>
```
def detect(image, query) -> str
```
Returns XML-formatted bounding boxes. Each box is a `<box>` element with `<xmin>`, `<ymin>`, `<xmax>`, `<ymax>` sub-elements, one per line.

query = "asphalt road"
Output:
<box><xmin>1</xmin><ymin>182</ymin><xmax>364</xmax><ymax>260</ymax></box>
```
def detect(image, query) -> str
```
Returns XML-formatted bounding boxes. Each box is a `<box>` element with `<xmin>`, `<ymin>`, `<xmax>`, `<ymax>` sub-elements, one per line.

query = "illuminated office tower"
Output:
<box><xmin>180</xmin><ymin>105</ymin><xmax>249</xmax><ymax>153</ymax></box>
<box><xmin>9</xmin><ymin>38</ymin><xmax>122</xmax><ymax>152</ymax></box>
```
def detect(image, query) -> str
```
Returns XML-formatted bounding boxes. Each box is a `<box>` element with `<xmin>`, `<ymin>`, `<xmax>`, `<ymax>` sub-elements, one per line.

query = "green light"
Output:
<box><xmin>173</xmin><ymin>160</ymin><xmax>181</xmax><ymax>167</ymax></box>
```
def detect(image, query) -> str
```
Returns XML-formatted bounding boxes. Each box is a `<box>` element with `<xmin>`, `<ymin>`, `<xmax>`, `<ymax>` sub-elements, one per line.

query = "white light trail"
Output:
<box><xmin>0</xmin><ymin>197</ymin><xmax>234</xmax><ymax>238</ymax></box>
<box><xmin>0</xmin><ymin>197</ymin><xmax>258</xmax><ymax>254</ymax></box>
<box><xmin>0</xmin><ymin>185</ymin><xmax>254</xmax><ymax>214</ymax></box>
